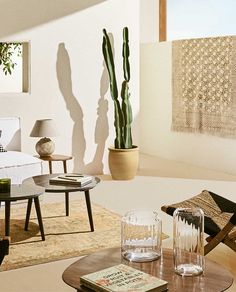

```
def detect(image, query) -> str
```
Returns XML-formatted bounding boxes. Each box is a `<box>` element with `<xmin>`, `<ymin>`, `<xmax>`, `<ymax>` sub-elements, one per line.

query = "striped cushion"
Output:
<box><xmin>0</xmin><ymin>144</ymin><xmax>7</xmax><ymax>152</ymax></box>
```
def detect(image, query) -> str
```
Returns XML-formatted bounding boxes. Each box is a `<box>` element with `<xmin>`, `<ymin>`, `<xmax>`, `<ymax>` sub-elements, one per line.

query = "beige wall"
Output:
<box><xmin>0</xmin><ymin>0</ymin><xmax>140</xmax><ymax>174</ymax></box>
<box><xmin>140</xmin><ymin>42</ymin><xmax>236</xmax><ymax>175</ymax></box>
<box><xmin>140</xmin><ymin>0</ymin><xmax>158</xmax><ymax>43</ymax></box>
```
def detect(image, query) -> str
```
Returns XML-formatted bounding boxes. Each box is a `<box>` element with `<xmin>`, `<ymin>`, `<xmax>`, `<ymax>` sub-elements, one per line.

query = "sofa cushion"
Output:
<box><xmin>0</xmin><ymin>117</ymin><xmax>21</xmax><ymax>151</ymax></box>
<box><xmin>0</xmin><ymin>151</ymin><xmax>41</xmax><ymax>168</ymax></box>
<box><xmin>0</xmin><ymin>144</ymin><xmax>7</xmax><ymax>152</ymax></box>
<box><xmin>0</xmin><ymin>131</ymin><xmax>7</xmax><ymax>152</ymax></box>
<box><xmin>0</xmin><ymin>151</ymin><xmax>43</xmax><ymax>184</ymax></box>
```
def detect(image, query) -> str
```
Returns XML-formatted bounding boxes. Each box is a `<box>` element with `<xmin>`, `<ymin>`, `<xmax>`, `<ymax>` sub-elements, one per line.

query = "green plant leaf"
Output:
<box><xmin>0</xmin><ymin>42</ymin><xmax>22</xmax><ymax>75</ymax></box>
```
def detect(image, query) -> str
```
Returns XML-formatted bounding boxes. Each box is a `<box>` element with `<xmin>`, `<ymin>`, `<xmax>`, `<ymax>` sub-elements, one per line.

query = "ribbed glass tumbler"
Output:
<box><xmin>173</xmin><ymin>207</ymin><xmax>205</xmax><ymax>276</ymax></box>
<box><xmin>121</xmin><ymin>210</ymin><xmax>162</xmax><ymax>262</ymax></box>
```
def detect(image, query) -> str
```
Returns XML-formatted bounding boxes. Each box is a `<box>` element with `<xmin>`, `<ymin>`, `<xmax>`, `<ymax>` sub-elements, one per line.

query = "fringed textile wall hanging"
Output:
<box><xmin>172</xmin><ymin>36</ymin><xmax>236</xmax><ymax>138</ymax></box>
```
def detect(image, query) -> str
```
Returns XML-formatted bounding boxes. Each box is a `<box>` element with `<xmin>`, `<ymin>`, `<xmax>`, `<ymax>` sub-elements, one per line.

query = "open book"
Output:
<box><xmin>49</xmin><ymin>175</ymin><xmax>93</xmax><ymax>187</ymax></box>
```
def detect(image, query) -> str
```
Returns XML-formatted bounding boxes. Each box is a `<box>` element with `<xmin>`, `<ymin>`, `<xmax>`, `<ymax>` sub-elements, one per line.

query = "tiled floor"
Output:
<box><xmin>0</xmin><ymin>154</ymin><xmax>236</xmax><ymax>292</ymax></box>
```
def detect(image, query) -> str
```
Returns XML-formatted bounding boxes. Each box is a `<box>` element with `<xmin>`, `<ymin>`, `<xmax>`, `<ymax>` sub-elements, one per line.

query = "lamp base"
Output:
<box><xmin>35</xmin><ymin>137</ymin><xmax>55</xmax><ymax>157</ymax></box>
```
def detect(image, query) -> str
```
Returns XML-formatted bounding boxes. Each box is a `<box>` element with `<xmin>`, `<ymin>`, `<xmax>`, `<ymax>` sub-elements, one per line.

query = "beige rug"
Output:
<box><xmin>0</xmin><ymin>199</ymin><xmax>122</xmax><ymax>271</ymax></box>
<box><xmin>0</xmin><ymin>200</ymin><xmax>168</xmax><ymax>271</ymax></box>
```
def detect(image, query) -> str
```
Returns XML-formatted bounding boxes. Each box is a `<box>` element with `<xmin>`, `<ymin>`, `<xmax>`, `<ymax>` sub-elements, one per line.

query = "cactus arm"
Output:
<box><xmin>121</xmin><ymin>81</ymin><xmax>133</xmax><ymax>148</ymax></box>
<box><xmin>123</xmin><ymin>27</ymin><xmax>130</xmax><ymax>82</ymax></box>
<box><xmin>121</xmin><ymin>27</ymin><xmax>132</xmax><ymax>148</ymax></box>
<box><xmin>114</xmin><ymin>102</ymin><xmax>124</xmax><ymax>149</ymax></box>
<box><xmin>102</xmin><ymin>29</ymin><xmax>118</xmax><ymax>100</ymax></box>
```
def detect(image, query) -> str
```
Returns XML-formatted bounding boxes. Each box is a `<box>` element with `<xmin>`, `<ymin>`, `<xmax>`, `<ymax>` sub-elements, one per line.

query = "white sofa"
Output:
<box><xmin>0</xmin><ymin>117</ymin><xmax>43</xmax><ymax>184</ymax></box>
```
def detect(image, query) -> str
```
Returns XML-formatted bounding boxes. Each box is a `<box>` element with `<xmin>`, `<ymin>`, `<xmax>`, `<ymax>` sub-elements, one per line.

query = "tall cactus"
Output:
<box><xmin>102</xmin><ymin>27</ymin><xmax>133</xmax><ymax>149</ymax></box>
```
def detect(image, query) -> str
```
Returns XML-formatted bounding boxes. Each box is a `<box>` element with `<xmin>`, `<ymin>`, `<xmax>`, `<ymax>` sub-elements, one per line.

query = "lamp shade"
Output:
<box><xmin>30</xmin><ymin>119</ymin><xmax>58</xmax><ymax>138</ymax></box>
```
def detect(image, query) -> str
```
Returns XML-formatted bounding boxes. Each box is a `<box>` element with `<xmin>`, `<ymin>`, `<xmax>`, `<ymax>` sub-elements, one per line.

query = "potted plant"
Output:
<box><xmin>102</xmin><ymin>27</ymin><xmax>139</xmax><ymax>180</ymax></box>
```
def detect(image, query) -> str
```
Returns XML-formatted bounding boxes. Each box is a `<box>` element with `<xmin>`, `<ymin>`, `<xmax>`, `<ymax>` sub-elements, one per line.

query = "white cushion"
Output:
<box><xmin>0</xmin><ymin>151</ymin><xmax>43</xmax><ymax>184</ymax></box>
<box><xmin>0</xmin><ymin>151</ymin><xmax>40</xmax><ymax>169</ymax></box>
<box><xmin>0</xmin><ymin>117</ymin><xmax>21</xmax><ymax>151</ymax></box>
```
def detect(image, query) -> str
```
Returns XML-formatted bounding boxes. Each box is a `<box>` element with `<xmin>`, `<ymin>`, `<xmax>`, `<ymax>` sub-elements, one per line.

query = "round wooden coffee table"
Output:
<box><xmin>23</xmin><ymin>174</ymin><xmax>100</xmax><ymax>231</ymax></box>
<box><xmin>62</xmin><ymin>247</ymin><xmax>233</xmax><ymax>292</ymax></box>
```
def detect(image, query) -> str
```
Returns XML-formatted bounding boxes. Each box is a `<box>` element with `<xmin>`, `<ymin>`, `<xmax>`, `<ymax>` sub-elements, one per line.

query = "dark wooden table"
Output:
<box><xmin>0</xmin><ymin>184</ymin><xmax>45</xmax><ymax>241</ymax></box>
<box><xmin>35</xmin><ymin>154</ymin><xmax>73</xmax><ymax>174</ymax></box>
<box><xmin>62</xmin><ymin>247</ymin><xmax>234</xmax><ymax>292</ymax></box>
<box><xmin>23</xmin><ymin>174</ymin><xmax>100</xmax><ymax>231</ymax></box>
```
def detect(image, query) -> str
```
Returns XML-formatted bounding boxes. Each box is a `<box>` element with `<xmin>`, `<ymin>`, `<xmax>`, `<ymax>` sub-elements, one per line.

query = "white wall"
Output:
<box><xmin>140</xmin><ymin>42</ymin><xmax>236</xmax><ymax>175</ymax></box>
<box><xmin>4</xmin><ymin>0</ymin><xmax>234</xmax><ymax>177</ymax></box>
<box><xmin>0</xmin><ymin>0</ymin><xmax>140</xmax><ymax>175</ymax></box>
<box><xmin>140</xmin><ymin>0</ymin><xmax>158</xmax><ymax>43</ymax></box>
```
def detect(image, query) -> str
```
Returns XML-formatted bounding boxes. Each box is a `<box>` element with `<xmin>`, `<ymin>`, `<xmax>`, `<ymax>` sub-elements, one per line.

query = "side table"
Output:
<box><xmin>36</xmin><ymin>155</ymin><xmax>73</xmax><ymax>218</ymax></box>
<box><xmin>35</xmin><ymin>154</ymin><xmax>73</xmax><ymax>174</ymax></box>
<box><xmin>0</xmin><ymin>184</ymin><xmax>45</xmax><ymax>241</ymax></box>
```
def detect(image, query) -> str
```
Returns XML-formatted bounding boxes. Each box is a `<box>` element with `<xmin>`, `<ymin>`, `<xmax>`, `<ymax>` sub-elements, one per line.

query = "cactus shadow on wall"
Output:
<box><xmin>56</xmin><ymin>42</ymin><xmax>109</xmax><ymax>174</ymax></box>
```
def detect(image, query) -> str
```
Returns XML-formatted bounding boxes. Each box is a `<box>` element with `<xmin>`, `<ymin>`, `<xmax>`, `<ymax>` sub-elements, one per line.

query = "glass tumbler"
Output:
<box><xmin>121</xmin><ymin>210</ymin><xmax>162</xmax><ymax>262</ymax></box>
<box><xmin>173</xmin><ymin>207</ymin><xmax>205</xmax><ymax>276</ymax></box>
<box><xmin>0</xmin><ymin>178</ymin><xmax>11</xmax><ymax>193</ymax></box>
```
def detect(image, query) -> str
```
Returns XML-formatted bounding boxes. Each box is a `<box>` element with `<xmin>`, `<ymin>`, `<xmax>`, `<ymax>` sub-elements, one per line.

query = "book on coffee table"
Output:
<box><xmin>80</xmin><ymin>264</ymin><xmax>168</xmax><ymax>292</ymax></box>
<box><xmin>49</xmin><ymin>175</ymin><xmax>93</xmax><ymax>187</ymax></box>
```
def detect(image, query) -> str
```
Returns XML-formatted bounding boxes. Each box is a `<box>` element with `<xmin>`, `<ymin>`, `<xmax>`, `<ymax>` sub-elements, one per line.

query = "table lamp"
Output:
<box><xmin>30</xmin><ymin>119</ymin><xmax>59</xmax><ymax>157</ymax></box>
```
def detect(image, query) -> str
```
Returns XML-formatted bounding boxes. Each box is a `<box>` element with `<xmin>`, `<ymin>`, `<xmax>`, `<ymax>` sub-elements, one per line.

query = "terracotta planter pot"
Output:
<box><xmin>108</xmin><ymin>146</ymin><xmax>139</xmax><ymax>180</ymax></box>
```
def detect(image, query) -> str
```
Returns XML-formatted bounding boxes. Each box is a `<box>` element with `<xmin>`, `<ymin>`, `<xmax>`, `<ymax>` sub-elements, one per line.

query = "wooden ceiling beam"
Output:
<box><xmin>159</xmin><ymin>0</ymin><xmax>167</xmax><ymax>41</ymax></box>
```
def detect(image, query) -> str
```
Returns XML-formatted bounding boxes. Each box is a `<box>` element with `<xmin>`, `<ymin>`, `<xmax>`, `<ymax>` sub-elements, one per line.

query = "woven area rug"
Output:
<box><xmin>0</xmin><ymin>200</ymin><xmax>168</xmax><ymax>271</ymax></box>
<box><xmin>0</xmin><ymin>199</ymin><xmax>122</xmax><ymax>271</ymax></box>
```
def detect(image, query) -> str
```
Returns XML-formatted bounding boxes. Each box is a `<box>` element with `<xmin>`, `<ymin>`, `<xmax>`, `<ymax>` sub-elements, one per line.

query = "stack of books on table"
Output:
<box><xmin>49</xmin><ymin>175</ymin><xmax>93</xmax><ymax>187</ymax></box>
<box><xmin>80</xmin><ymin>264</ymin><xmax>168</xmax><ymax>292</ymax></box>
